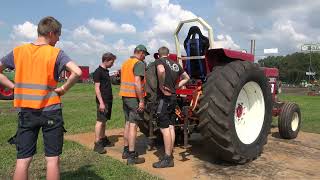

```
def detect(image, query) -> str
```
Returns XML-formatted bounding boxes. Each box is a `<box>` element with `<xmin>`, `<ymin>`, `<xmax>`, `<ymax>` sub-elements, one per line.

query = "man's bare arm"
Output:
<box><xmin>95</xmin><ymin>82</ymin><xmax>104</xmax><ymax>105</ymax></box>
<box><xmin>134</xmin><ymin>75</ymin><xmax>144</xmax><ymax>103</ymax></box>
<box><xmin>156</xmin><ymin>64</ymin><xmax>167</xmax><ymax>94</ymax></box>
<box><xmin>0</xmin><ymin>62</ymin><xmax>14</xmax><ymax>89</ymax></box>
<box><xmin>54</xmin><ymin>61</ymin><xmax>82</xmax><ymax>96</ymax></box>
<box><xmin>134</xmin><ymin>75</ymin><xmax>145</xmax><ymax>112</ymax></box>
<box><xmin>177</xmin><ymin>72</ymin><xmax>190</xmax><ymax>88</ymax></box>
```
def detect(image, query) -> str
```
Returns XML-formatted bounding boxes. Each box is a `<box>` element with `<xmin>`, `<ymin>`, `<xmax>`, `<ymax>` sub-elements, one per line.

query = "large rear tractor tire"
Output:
<box><xmin>138</xmin><ymin>62</ymin><xmax>161</xmax><ymax>139</ymax></box>
<box><xmin>197</xmin><ymin>60</ymin><xmax>272</xmax><ymax>164</ymax></box>
<box><xmin>278</xmin><ymin>102</ymin><xmax>301</xmax><ymax>139</ymax></box>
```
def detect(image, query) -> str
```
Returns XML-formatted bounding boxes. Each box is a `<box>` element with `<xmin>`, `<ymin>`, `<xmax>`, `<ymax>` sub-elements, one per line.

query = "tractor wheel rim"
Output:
<box><xmin>291</xmin><ymin>112</ymin><xmax>299</xmax><ymax>132</ymax></box>
<box><xmin>234</xmin><ymin>81</ymin><xmax>265</xmax><ymax>145</ymax></box>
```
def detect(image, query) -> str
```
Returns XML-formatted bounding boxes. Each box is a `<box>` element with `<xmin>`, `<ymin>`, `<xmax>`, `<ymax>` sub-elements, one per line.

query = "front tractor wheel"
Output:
<box><xmin>197</xmin><ymin>60</ymin><xmax>272</xmax><ymax>164</ymax></box>
<box><xmin>278</xmin><ymin>102</ymin><xmax>301</xmax><ymax>139</ymax></box>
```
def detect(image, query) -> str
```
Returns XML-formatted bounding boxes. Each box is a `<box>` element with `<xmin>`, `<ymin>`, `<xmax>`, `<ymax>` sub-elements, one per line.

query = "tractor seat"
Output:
<box><xmin>184</xmin><ymin>26</ymin><xmax>209</xmax><ymax>80</ymax></box>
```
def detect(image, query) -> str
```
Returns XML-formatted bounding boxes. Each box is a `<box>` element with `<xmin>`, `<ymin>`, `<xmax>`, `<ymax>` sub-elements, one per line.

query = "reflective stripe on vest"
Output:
<box><xmin>13</xmin><ymin>44</ymin><xmax>61</xmax><ymax>109</ymax></box>
<box><xmin>15</xmin><ymin>91</ymin><xmax>58</xmax><ymax>100</ymax></box>
<box><xmin>119</xmin><ymin>58</ymin><xmax>146</xmax><ymax>97</ymax></box>
<box><xmin>15</xmin><ymin>83</ymin><xmax>56</xmax><ymax>90</ymax></box>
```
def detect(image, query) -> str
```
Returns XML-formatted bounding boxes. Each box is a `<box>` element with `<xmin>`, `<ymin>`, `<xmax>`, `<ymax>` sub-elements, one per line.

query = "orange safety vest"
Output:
<box><xmin>13</xmin><ymin>44</ymin><xmax>61</xmax><ymax>109</ymax></box>
<box><xmin>119</xmin><ymin>57</ymin><xmax>146</xmax><ymax>97</ymax></box>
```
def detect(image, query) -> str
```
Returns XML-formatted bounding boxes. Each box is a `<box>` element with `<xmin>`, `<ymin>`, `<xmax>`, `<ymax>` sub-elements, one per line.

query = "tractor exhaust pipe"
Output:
<box><xmin>250</xmin><ymin>40</ymin><xmax>256</xmax><ymax>55</ymax></box>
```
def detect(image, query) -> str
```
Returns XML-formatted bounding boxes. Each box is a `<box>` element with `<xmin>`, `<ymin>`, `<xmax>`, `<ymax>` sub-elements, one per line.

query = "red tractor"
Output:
<box><xmin>138</xmin><ymin>17</ymin><xmax>301</xmax><ymax>164</ymax></box>
<box><xmin>0</xmin><ymin>69</ymin><xmax>14</xmax><ymax>100</ymax></box>
<box><xmin>263</xmin><ymin>67</ymin><xmax>301</xmax><ymax>139</ymax></box>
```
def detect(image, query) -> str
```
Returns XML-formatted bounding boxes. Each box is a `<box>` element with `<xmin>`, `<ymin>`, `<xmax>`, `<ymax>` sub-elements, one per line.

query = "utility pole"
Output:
<box><xmin>309</xmin><ymin>49</ymin><xmax>312</xmax><ymax>82</ymax></box>
<box><xmin>250</xmin><ymin>40</ymin><xmax>256</xmax><ymax>63</ymax></box>
<box><xmin>301</xmin><ymin>43</ymin><xmax>318</xmax><ymax>83</ymax></box>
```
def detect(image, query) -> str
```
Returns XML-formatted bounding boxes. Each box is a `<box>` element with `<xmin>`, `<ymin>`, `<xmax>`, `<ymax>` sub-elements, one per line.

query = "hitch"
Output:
<box><xmin>182</xmin><ymin>106</ymin><xmax>192</xmax><ymax>148</ymax></box>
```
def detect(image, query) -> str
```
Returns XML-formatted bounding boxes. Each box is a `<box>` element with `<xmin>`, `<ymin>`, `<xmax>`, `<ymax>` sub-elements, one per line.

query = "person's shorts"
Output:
<box><xmin>122</xmin><ymin>97</ymin><xmax>144</xmax><ymax>123</ymax></box>
<box><xmin>96</xmin><ymin>101</ymin><xmax>112</xmax><ymax>122</ymax></box>
<box><xmin>156</xmin><ymin>96</ymin><xmax>177</xmax><ymax>128</ymax></box>
<box><xmin>16</xmin><ymin>109</ymin><xmax>65</xmax><ymax>159</ymax></box>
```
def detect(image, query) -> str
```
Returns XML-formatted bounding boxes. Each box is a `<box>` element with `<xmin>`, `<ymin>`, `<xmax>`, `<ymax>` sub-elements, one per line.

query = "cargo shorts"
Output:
<box><xmin>155</xmin><ymin>96</ymin><xmax>177</xmax><ymax>128</ymax></box>
<box><xmin>122</xmin><ymin>97</ymin><xmax>144</xmax><ymax>123</ymax></box>
<box><xmin>15</xmin><ymin>109</ymin><xmax>65</xmax><ymax>159</ymax></box>
<box><xmin>96</xmin><ymin>101</ymin><xmax>112</xmax><ymax>122</ymax></box>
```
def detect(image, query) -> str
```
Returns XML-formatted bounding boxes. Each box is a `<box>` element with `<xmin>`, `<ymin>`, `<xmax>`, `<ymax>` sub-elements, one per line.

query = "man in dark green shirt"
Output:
<box><xmin>120</xmin><ymin>45</ymin><xmax>149</xmax><ymax>165</ymax></box>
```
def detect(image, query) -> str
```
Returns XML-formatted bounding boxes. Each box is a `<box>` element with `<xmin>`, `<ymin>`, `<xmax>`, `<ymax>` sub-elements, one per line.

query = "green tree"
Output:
<box><xmin>258</xmin><ymin>52</ymin><xmax>320</xmax><ymax>84</ymax></box>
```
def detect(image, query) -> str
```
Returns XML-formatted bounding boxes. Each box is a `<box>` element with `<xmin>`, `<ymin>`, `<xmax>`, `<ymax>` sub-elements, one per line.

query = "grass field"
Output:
<box><xmin>277</xmin><ymin>94</ymin><xmax>320</xmax><ymax>133</ymax></box>
<box><xmin>0</xmin><ymin>84</ymin><xmax>319</xmax><ymax>179</ymax></box>
<box><xmin>0</xmin><ymin>84</ymin><xmax>159</xmax><ymax>179</ymax></box>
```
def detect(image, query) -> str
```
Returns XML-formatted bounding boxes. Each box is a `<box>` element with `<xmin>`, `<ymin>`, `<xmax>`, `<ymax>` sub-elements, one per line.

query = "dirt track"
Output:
<box><xmin>65</xmin><ymin>128</ymin><xmax>320</xmax><ymax>180</ymax></box>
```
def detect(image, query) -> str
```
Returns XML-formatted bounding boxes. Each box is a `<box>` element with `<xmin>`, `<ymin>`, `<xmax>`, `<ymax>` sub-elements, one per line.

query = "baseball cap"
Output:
<box><xmin>135</xmin><ymin>44</ymin><xmax>150</xmax><ymax>56</ymax></box>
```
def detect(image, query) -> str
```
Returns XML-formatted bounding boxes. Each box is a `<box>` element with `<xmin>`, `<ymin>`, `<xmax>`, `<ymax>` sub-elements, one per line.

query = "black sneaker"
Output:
<box><xmin>153</xmin><ymin>155</ymin><xmax>174</xmax><ymax>168</ymax></box>
<box><xmin>93</xmin><ymin>141</ymin><xmax>106</xmax><ymax>154</ymax></box>
<box><xmin>127</xmin><ymin>151</ymin><xmax>145</xmax><ymax>165</ymax></box>
<box><xmin>101</xmin><ymin>137</ymin><xmax>112</xmax><ymax>147</ymax></box>
<box><xmin>122</xmin><ymin>146</ymin><xmax>129</xmax><ymax>159</ymax></box>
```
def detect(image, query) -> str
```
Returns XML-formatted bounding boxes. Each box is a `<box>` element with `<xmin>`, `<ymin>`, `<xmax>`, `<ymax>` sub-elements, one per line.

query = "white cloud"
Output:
<box><xmin>106</xmin><ymin>0</ymin><xmax>149</xmax><ymax>17</ymax></box>
<box><xmin>217</xmin><ymin>17</ymin><xmax>224</xmax><ymax>27</ymax></box>
<box><xmin>106</xmin><ymin>0</ymin><xmax>148</xmax><ymax>10</ymax></box>
<box><xmin>215</xmin><ymin>34</ymin><xmax>240</xmax><ymax>50</ymax></box>
<box><xmin>57</xmin><ymin>27</ymin><xmax>136</xmax><ymax>71</ymax></box>
<box><xmin>105</xmin><ymin>0</ymin><xmax>197</xmax><ymax>38</ymax></box>
<box><xmin>72</xmin><ymin>26</ymin><xmax>104</xmax><ymax>41</ymax></box>
<box><xmin>147</xmin><ymin>38</ymin><xmax>172</xmax><ymax>53</ymax></box>
<box><xmin>12</xmin><ymin>21</ymin><xmax>37</xmax><ymax>40</ymax></box>
<box><xmin>273</xmin><ymin>20</ymin><xmax>307</xmax><ymax>42</ymax></box>
<box><xmin>212</xmin><ymin>0</ymin><xmax>320</xmax><ymax>54</ymax></box>
<box><xmin>88</xmin><ymin>18</ymin><xmax>136</xmax><ymax>34</ymax></box>
<box><xmin>112</xmin><ymin>39</ymin><xmax>135</xmax><ymax>56</ymax></box>
<box><xmin>146</xmin><ymin>1</ymin><xmax>197</xmax><ymax>38</ymax></box>
<box><xmin>120</xmin><ymin>24</ymin><xmax>136</xmax><ymax>34</ymax></box>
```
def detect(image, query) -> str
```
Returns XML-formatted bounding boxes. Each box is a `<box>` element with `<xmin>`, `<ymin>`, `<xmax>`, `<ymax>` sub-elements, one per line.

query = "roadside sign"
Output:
<box><xmin>301</xmin><ymin>44</ymin><xmax>320</xmax><ymax>51</ymax></box>
<box><xmin>306</xmin><ymin>72</ymin><xmax>316</xmax><ymax>76</ymax></box>
<box><xmin>264</xmin><ymin>48</ymin><xmax>278</xmax><ymax>54</ymax></box>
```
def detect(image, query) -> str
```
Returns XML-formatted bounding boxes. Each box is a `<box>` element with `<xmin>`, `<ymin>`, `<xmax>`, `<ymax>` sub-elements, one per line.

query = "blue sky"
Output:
<box><xmin>1</xmin><ymin>0</ymin><xmax>319</xmax><ymax>72</ymax></box>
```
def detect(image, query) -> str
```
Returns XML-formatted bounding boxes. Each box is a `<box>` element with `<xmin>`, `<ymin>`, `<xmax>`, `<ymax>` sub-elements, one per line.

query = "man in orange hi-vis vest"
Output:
<box><xmin>0</xmin><ymin>16</ymin><xmax>82</xmax><ymax>180</ymax></box>
<box><xmin>119</xmin><ymin>44</ymin><xmax>149</xmax><ymax>165</ymax></box>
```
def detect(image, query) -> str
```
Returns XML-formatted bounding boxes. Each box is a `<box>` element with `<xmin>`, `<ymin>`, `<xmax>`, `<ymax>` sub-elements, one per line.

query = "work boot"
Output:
<box><xmin>127</xmin><ymin>151</ymin><xmax>145</xmax><ymax>165</ymax></box>
<box><xmin>93</xmin><ymin>140</ymin><xmax>106</xmax><ymax>154</ymax></box>
<box><xmin>153</xmin><ymin>154</ymin><xmax>174</xmax><ymax>168</ymax></box>
<box><xmin>122</xmin><ymin>146</ymin><xmax>129</xmax><ymax>159</ymax></box>
<box><xmin>101</xmin><ymin>137</ymin><xmax>112</xmax><ymax>147</ymax></box>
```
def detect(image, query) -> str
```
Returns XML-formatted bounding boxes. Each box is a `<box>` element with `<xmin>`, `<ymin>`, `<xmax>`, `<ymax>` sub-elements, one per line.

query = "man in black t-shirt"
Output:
<box><xmin>93</xmin><ymin>52</ymin><xmax>116</xmax><ymax>154</ymax></box>
<box><xmin>153</xmin><ymin>47</ymin><xmax>190</xmax><ymax>168</ymax></box>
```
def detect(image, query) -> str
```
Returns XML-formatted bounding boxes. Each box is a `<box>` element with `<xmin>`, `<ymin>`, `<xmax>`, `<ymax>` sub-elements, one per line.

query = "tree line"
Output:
<box><xmin>258</xmin><ymin>52</ymin><xmax>320</xmax><ymax>84</ymax></box>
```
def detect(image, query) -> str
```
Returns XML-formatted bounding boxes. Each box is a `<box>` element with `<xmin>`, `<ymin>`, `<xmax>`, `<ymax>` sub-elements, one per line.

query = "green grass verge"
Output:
<box><xmin>0</xmin><ymin>84</ymin><xmax>160</xmax><ymax>179</ymax></box>
<box><xmin>274</xmin><ymin>94</ymin><xmax>320</xmax><ymax>134</ymax></box>
<box><xmin>62</xmin><ymin>84</ymin><xmax>124</xmax><ymax>134</ymax></box>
